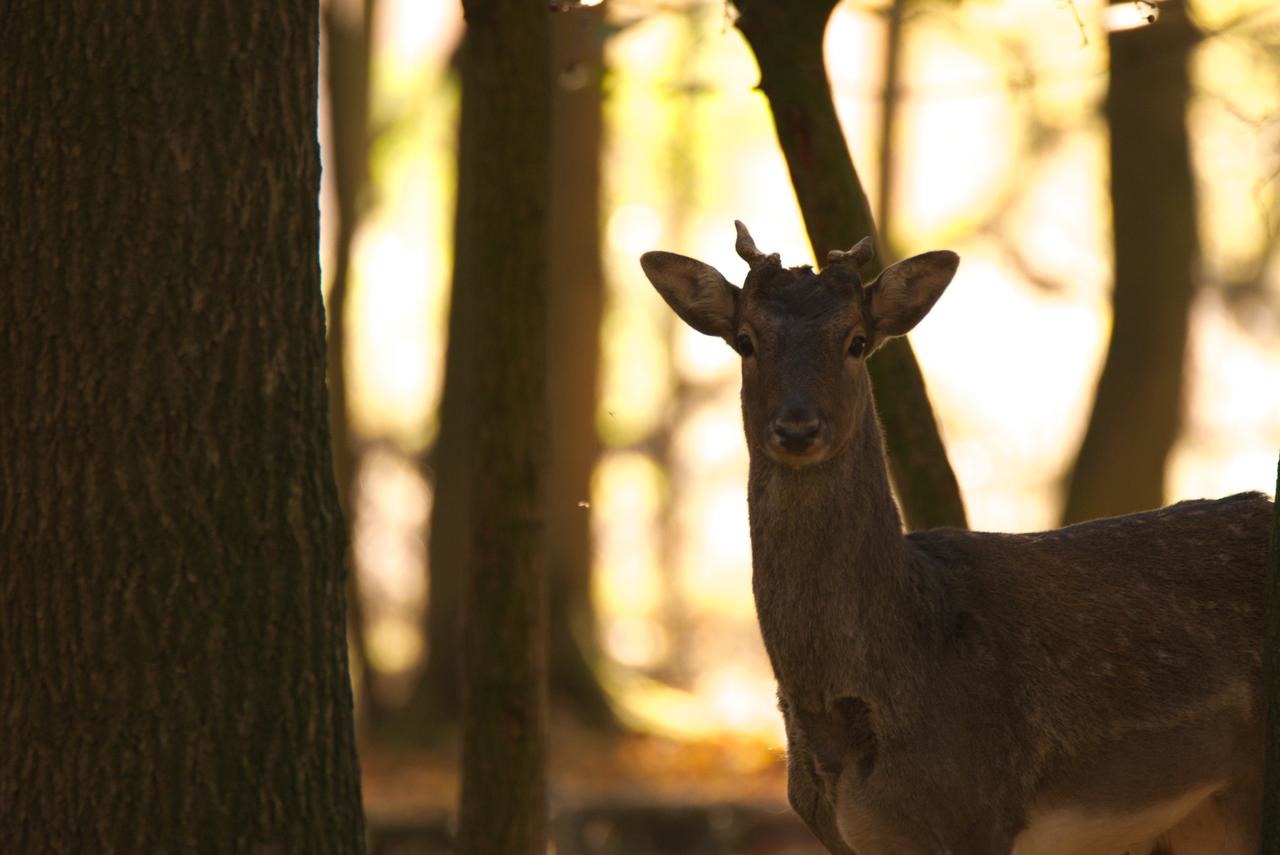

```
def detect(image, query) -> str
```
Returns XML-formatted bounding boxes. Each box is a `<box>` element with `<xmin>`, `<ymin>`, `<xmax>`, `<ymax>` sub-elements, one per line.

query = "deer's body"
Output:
<box><xmin>642</xmin><ymin>223</ymin><xmax>1272</xmax><ymax>855</ymax></box>
<box><xmin>755</xmin><ymin>402</ymin><xmax>1266</xmax><ymax>855</ymax></box>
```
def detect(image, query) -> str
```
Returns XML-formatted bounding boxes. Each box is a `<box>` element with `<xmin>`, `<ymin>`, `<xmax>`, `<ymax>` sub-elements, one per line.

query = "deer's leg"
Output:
<box><xmin>785</xmin><ymin>746</ymin><xmax>858</xmax><ymax>855</ymax></box>
<box><xmin>780</xmin><ymin>696</ymin><xmax>858</xmax><ymax>855</ymax></box>
<box><xmin>783</xmin><ymin>715</ymin><xmax>930</xmax><ymax>854</ymax></box>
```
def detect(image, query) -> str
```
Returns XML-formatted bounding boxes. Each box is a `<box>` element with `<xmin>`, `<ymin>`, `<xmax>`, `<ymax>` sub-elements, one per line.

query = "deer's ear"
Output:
<box><xmin>640</xmin><ymin>251</ymin><xmax>740</xmax><ymax>342</ymax></box>
<box><xmin>865</xmin><ymin>250</ymin><xmax>958</xmax><ymax>344</ymax></box>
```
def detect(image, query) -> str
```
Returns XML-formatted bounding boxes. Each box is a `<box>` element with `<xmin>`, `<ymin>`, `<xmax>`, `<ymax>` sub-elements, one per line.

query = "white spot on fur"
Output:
<box><xmin>1012</xmin><ymin>784</ymin><xmax>1220</xmax><ymax>855</ymax></box>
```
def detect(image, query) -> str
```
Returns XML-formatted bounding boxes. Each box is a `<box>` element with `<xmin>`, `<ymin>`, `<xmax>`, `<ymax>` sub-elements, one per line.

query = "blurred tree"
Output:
<box><xmin>451</xmin><ymin>0</ymin><xmax>551</xmax><ymax>852</ymax></box>
<box><xmin>417</xmin><ymin>49</ymin><xmax>471</xmax><ymax>731</ymax></box>
<box><xmin>1062</xmin><ymin>0</ymin><xmax>1200</xmax><ymax>524</ymax></box>
<box><xmin>0</xmin><ymin>3</ymin><xmax>365</xmax><ymax>852</ymax></box>
<box><xmin>735</xmin><ymin>0</ymin><xmax>968</xmax><ymax>532</ymax></box>
<box><xmin>545</xmin><ymin>1</ymin><xmax>619</xmax><ymax>728</ymax></box>
<box><xmin>652</xmin><ymin>0</ymin><xmax>709</xmax><ymax>690</ymax></box>
<box><xmin>411</xmin><ymin>4</ymin><xmax>616</xmax><ymax>738</ymax></box>
<box><xmin>876</xmin><ymin>0</ymin><xmax>907</xmax><ymax>248</ymax></box>
<box><xmin>323</xmin><ymin>0</ymin><xmax>380</xmax><ymax>728</ymax></box>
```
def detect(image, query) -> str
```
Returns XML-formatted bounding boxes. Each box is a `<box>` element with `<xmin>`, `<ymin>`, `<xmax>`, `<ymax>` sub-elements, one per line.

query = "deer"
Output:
<box><xmin>640</xmin><ymin>222</ymin><xmax>1273</xmax><ymax>855</ymax></box>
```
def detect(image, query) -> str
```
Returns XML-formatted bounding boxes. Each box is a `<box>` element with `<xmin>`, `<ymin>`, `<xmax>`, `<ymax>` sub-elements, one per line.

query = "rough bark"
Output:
<box><xmin>1265</xmin><ymin>454</ymin><xmax>1280</xmax><ymax>855</ymax></box>
<box><xmin>1061</xmin><ymin>0</ymin><xmax>1199</xmax><ymax>524</ymax></box>
<box><xmin>453</xmin><ymin>0</ymin><xmax>551</xmax><ymax>852</ymax></box>
<box><xmin>545</xmin><ymin>2</ymin><xmax>618</xmax><ymax>728</ymax></box>
<box><xmin>0</xmin><ymin>3</ymin><xmax>366</xmax><ymax>852</ymax></box>
<box><xmin>734</xmin><ymin>0</ymin><xmax>967</xmax><ymax>532</ymax></box>
<box><xmin>324</xmin><ymin>0</ymin><xmax>379</xmax><ymax>727</ymax></box>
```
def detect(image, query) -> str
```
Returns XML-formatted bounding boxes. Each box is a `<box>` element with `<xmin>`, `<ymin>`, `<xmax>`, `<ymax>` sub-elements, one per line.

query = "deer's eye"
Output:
<box><xmin>736</xmin><ymin>334</ymin><xmax>755</xmax><ymax>358</ymax></box>
<box><xmin>848</xmin><ymin>335</ymin><xmax>867</xmax><ymax>359</ymax></box>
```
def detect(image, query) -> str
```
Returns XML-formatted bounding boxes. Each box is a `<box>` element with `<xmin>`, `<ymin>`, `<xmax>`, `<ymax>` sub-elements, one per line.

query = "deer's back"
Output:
<box><xmin>911</xmin><ymin>492</ymin><xmax>1269</xmax><ymax>720</ymax></box>
<box><xmin>830</xmin><ymin>492</ymin><xmax>1272</xmax><ymax>851</ymax></box>
<box><xmin>904</xmin><ymin>492</ymin><xmax>1270</xmax><ymax>818</ymax></box>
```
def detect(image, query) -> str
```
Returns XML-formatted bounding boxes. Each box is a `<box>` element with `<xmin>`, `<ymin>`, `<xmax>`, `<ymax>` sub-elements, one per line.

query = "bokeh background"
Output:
<box><xmin>318</xmin><ymin>0</ymin><xmax>1280</xmax><ymax>838</ymax></box>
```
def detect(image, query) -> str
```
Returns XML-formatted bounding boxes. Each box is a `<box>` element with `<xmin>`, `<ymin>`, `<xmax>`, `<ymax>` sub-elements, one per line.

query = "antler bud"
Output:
<box><xmin>734</xmin><ymin>220</ymin><xmax>780</xmax><ymax>270</ymax></box>
<box><xmin>825</xmin><ymin>236</ymin><xmax>875</xmax><ymax>270</ymax></box>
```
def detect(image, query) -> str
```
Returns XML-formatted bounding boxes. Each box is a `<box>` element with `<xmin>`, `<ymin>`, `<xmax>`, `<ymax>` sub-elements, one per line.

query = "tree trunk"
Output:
<box><xmin>876</xmin><ymin>0</ymin><xmax>906</xmax><ymax>246</ymax></box>
<box><xmin>415</xmin><ymin>50</ymin><xmax>471</xmax><ymax>737</ymax></box>
<box><xmin>734</xmin><ymin>0</ymin><xmax>967</xmax><ymax>532</ymax></box>
<box><xmin>651</xmin><ymin>1</ymin><xmax>708</xmax><ymax>689</ymax></box>
<box><xmin>453</xmin><ymin>0</ymin><xmax>551</xmax><ymax>852</ymax></box>
<box><xmin>1061</xmin><ymin>0</ymin><xmax>1199</xmax><ymax>524</ymax></box>
<box><xmin>545</xmin><ymin>2</ymin><xmax>618</xmax><ymax>729</ymax></box>
<box><xmin>324</xmin><ymin>0</ymin><xmax>380</xmax><ymax>729</ymax></box>
<box><xmin>414</xmin><ymin>297</ymin><xmax>471</xmax><ymax>731</ymax></box>
<box><xmin>411</xmin><ymin>101</ymin><xmax>472</xmax><ymax>736</ymax></box>
<box><xmin>0</xmin><ymin>4</ymin><xmax>366</xmax><ymax>852</ymax></box>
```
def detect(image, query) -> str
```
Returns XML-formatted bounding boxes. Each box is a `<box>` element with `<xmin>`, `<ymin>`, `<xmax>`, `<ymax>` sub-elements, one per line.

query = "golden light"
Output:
<box><xmin>341</xmin><ymin>0</ymin><xmax>1280</xmax><ymax>743</ymax></box>
<box><xmin>1103</xmin><ymin>1</ymin><xmax>1159</xmax><ymax>32</ymax></box>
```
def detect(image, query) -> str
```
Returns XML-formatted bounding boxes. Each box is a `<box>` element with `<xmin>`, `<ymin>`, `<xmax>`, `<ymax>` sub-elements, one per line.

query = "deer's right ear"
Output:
<box><xmin>864</xmin><ymin>250</ymin><xmax>959</xmax><ymax>346</ymax></box>
<box><xmin>640</xmin><ymin>251</ymin><xmax>740</xmax><ymax>343</ymax></box>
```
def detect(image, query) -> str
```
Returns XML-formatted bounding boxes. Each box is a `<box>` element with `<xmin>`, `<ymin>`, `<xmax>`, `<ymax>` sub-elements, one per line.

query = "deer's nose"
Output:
<box><xmin>771</xmin><ymin>410</ymin><xmax>823</xmax><ymax>454</ymax></box>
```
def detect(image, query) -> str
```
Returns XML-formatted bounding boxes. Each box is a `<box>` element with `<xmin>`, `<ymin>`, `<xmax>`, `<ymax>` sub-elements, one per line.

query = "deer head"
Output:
<box><xmin>640</xmin><ymin>221</ymin><xmax>959</xmax><ymax>468</ymax></box>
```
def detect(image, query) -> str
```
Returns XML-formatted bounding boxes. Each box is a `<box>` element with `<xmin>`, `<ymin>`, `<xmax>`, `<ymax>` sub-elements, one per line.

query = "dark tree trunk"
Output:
<box><xmin>1062</xmin><ymin>0</ymin><xmax>1200</xmax><ymax>524</ymax></box>
<box><xmin>734</xmin><ymin>0</ymin><xmax>967</xmax><ymax>532</ymax></box>
<box><xmin>0</xmin><ymin>3</ymin><xmax>366</xmax><ymax>852</ymax></box>
<box><xmin>324</xmin><ymin>0</ymin><xmax>380</xmax><ymax>728</ymax></box>
<box><xmin>412</xmin><ymin>2</ymin><xmax>613</xmax><ymax>740</ymax></box>
<box><xmin>453</xmin><ymin>0</ymin><xmax>551</xmax><ymax>852</ymax></box>
<box><xmin>545</xmin><ymin>2</ymin><xmax>617</xmax><ymax>729</ymax></box>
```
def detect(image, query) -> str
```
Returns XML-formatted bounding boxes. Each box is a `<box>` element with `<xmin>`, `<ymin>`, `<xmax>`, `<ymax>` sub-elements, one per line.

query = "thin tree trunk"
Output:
<box><xmin>415</xmin><ymin>51</ymin><xmax>471</xmax><ymax>736</ymax></box>
<box><xmin>1264</xmin><ymin>455</ymin><xmax>1280</xmax><ymax>854</ymax></box>
<box><xmin>453</xmin><ymin>0</ymin><xmax>551</xmax><ymax>852</ymax></box>
<box><xmin>1061</xmin><ymin>0</ymin><xmax>1200</xmax><ymax>524</ymax></box>
<box><xmin>414</xmin><ymin>299</ymin><xmax>470</xmax><ymax>730</ymax></box>
<box><xmin>734</xmin><ymin>0</ymin><xmax>967</xmax><ymax>532</ymax></box>
<box><xmin>545</xmin><ymin>1</ymin><xmax>618</xmax><ymax>729</ymax></box>
<box><xmin>1059</xmin><ymin>0</ymin><xmax>1198</xmax><ymax>524</ymax></box>
<box><xmin>876</xmin><ymin>0</ymin><xmax>906</xmax><ymax>247</ymax></box>
<box><xmin>324</xmin><ymin>0</ymin><xmax>380</xmax><ymax>729</ymax></box>
<box><xmin>0</xmin><ymin>3</ymin><xmax>365</xmax><ymax>851</ymax></box>
<box><xmin>652</xmin><ymin>1</ymin><xmax>707</xmax><ymax>689</ymax></box>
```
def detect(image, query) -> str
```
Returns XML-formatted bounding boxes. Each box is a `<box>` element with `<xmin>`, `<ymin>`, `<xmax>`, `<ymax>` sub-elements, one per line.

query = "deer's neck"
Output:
<box><xmin>747</xmin><ymin>402</ymin><xmax>920</xmax><ymax>705</ymax></box>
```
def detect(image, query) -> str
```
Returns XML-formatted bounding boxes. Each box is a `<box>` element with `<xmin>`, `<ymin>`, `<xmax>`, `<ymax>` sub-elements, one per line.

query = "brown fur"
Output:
<box><xmin>641</xmin><ymin>226</ymin><xmax>1272</xmax><ymax>855</ymax></box>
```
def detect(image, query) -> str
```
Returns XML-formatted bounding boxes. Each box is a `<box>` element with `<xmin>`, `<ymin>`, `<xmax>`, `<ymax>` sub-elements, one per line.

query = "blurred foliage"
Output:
<box><xmin>323</xmin><ymin>0</ymin><xmax>1280</xmax><ymax>753</ymax></box>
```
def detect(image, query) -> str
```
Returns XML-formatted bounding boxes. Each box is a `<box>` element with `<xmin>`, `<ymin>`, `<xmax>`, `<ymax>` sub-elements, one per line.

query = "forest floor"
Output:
<box><xmin>360</xmin><ymin>724</ymin><xmax>828</xmax><ymax>854</ymax></box>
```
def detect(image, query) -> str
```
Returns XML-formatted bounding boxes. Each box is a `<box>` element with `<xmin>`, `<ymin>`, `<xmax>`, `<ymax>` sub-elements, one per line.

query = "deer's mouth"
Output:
<box><xmin>766</xmin><ymin>445</ymin><xmax>834</xmax><ymax>468</ymax></box>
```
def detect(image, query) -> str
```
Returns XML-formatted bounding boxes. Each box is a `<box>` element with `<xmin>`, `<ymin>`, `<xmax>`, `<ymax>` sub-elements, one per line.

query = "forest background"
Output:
<box><xmin>4</xmin><ymin>0</ymin><xmax>1279</xmax><ymax>852</ymax></box>
<box><xmin>333</xmin><ymin>0</ymin><xmax>1280</xmax><ymax>821</ymax></box>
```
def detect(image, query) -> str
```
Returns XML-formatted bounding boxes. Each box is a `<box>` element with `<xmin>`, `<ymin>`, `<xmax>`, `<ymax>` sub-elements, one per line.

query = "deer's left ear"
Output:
<box><xmin>865</xmin><ymin>251</ymin><xmax>959</xmax><ymax>346</ymax></box>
